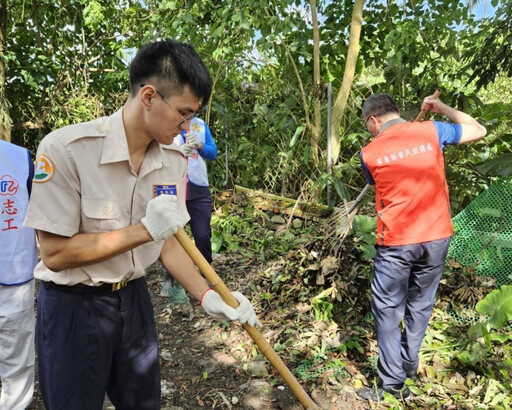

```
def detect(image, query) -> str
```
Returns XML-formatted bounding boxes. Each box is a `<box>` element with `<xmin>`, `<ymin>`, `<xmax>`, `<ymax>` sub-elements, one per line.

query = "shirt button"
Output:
<box><xmin>103</xmin><ymin>206</ymin><xmax>112</xmax><ymax>215</ymax></box>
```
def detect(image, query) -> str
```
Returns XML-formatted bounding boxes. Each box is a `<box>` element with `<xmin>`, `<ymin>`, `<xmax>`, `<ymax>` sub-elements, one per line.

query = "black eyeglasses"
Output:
<box><xmin>140</xmin><ymin>84</ymin><xmax>197</xmax><ymax>126</ymax></box>
<box><xmin>364</xmin><ymin>115</ymin><xmax>374</xmax><ymax>129</ymax></box>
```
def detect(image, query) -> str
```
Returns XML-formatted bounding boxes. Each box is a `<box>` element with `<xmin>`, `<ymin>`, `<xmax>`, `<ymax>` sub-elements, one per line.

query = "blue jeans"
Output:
<box><xmin>371</xmin><ymin>237</ymin><xmax>451</xmax><ymax>388</ymax></box>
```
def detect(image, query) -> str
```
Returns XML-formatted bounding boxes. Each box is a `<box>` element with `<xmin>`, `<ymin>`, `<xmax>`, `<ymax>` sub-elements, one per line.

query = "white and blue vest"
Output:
<box><xmin>0</xmin><ymin>140</ymin><xmax>37</xmax><ymax>285</ymax></box>
<box><xmin>176</xmin><ymin>118</ymin><xmax>209</xmax><ymax>187</ymax></box>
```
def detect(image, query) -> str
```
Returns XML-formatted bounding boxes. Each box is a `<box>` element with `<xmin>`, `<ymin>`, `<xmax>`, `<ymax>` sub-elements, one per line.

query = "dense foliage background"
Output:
<box><xmin>2</xmin><ymin>1</ymin><xmax>511</xmax><ymax>407</ymax></box>
<box><xmin>2</xmin><ymin>0</ymin><xmax>511</xmax><ymax>213</ymax></box>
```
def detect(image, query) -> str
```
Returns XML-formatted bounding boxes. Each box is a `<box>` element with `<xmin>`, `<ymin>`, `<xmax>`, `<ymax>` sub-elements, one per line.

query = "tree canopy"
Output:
<box><xmin>1</xmin><ymin>0</ymin><xmax>510</xmax><ymax>212</ymax></box>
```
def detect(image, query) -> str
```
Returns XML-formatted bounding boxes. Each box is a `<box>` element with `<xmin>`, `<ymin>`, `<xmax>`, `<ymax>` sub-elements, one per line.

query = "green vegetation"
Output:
<box><xmin>3</xmin><ymin>0</ymin><xmax>511</xmax><ymax>213</ymax></box>
<box><xmin>212</xmin><ymin>195</ymin><xmax>512</xmax><ymax>408</ymax></box>
<box><xmin>2</xmin><ymin>0</ymin><xmax>511</xmax><ymax>407</ymax></box>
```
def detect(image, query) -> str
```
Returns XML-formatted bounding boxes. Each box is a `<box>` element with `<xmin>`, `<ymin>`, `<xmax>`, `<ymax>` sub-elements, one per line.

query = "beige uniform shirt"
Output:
<box><xmin>24</xmin><ymin>108</ymin><xmax>187</xmax><ymax>286</ymax></box>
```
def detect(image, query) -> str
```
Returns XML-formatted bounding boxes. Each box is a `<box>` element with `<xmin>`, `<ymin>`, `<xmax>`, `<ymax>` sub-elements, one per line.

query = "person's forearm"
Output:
<box><xmin>437</xmin><ymin>103</ymin><xmax>479</xmax><ymax>127</ymax></box>
<box><xmin>435</xmin><ymin>102</ymin><xmax>487</xmax><ymax>143</ymax></box>
<box><xmin>38</xmin><ymin>223</ymin><xmax>152</xmax><ymax>272</ymax></box>
<box><xmin>198</xmin><ymin>138</ymin><xmax>217</xmax><ymax>160</ymax></box>
<box><xmin>199</xmin><ymin>128</ymin><xmax>217</xmax><ymax>160</ymax></box>
<box><xmin>160</xmin><ymin>236</ymin><xmax>210</xmax><ymax>301</ymax></box>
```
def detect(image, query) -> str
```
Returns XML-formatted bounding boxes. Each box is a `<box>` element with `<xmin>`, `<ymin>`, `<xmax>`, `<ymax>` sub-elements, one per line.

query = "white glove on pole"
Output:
<box><xmin>179</xmin><ymin>144</ymin><xmax>195</xmax><ymax>157</ymax></box>
<box><xmin>201</xmin><ymin>289</ymin><xmax>262</xmax><ymax>327</ymax></box>
<box><xmin>186</xmin><ymin>132</ymin><xmax>203</xmax><ymax>150</ymax></box>
<box><xmin>141</xmin><ymin>195</ymin><xmax>190</xmax><ymax>241</ymax></box>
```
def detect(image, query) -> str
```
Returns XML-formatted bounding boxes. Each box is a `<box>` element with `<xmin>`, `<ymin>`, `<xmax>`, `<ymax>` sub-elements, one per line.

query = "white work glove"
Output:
<box><xmin>178</xmin><ymin>143</ymin><xmax>195</xmax><ymax>157</ymax></box>
<box><xmin>186</xmin><ymin>132</ymin><xmax>203</xmax><ymax>150</ymax></box>
<box><xmin>201</xmin><ymin>289</ymin><xmax>262</xmax><ymax>327</ymax></box>
<box><xmin>141</xmin><ymin>194</ymin><xmax>190</xmax><ymax>241</ymax></box>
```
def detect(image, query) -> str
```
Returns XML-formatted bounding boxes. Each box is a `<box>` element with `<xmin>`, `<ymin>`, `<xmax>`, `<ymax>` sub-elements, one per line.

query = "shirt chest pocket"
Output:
<box><xmin>81</xmin><ymin>198</ymin><xmax>121</xmax><ymax>233</ymax></box>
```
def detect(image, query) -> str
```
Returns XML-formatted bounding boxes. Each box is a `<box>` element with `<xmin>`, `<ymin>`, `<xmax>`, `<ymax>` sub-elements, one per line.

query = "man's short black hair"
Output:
<box><xmin>129</xmin><ymin>39</ymin><xmax>212</xmax><ymax>104</ymax></box>
<box><xmin>362</xmin><ymin>93</ymin><xmax>399</xmax><ymax>120</ymax></box>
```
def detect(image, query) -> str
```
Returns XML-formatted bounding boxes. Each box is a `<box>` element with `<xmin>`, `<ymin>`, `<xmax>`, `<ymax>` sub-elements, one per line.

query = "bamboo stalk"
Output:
<box><xmin>174</xmin><ymin>229</ymin><xmax>319</xmax><ymax>410</ymax></box>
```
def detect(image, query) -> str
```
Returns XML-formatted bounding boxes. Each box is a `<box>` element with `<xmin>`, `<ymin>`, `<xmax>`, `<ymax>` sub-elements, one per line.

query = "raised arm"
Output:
<box><xmin>422</xmin><ymin>93</ymin><xmax>487</xmax><ymax>144</ymax></box>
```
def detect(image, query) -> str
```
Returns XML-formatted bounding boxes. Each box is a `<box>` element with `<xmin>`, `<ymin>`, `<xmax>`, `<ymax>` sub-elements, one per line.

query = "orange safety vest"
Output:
<box><xmin>361</xmin><ymin>121</ymin><xmax>453</xmax><ymax>246</ymax></box>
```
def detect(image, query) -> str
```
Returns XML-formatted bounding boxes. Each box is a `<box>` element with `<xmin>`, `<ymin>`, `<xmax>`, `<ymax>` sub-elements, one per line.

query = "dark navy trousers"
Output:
<box><xmin>36</xmin><ymin>277</ymin><xmax>160</xmax><ymax>410</ymax></box>
<box><xmin>186</xmin><ymin>182</ymin><xmax>213</xmax><ymax>263</ymax></box>
<box><xmin>371</xmin><ymin>237</ymin><xmax>451</xmax><ymax>388</ymax></box>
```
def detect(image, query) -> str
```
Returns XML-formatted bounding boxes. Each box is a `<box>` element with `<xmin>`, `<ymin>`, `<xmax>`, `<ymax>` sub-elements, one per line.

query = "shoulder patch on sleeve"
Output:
<box><xmin>34</xmin><ymin>153</ymin><xmax>55</xmax><ymax>183</ymax></box>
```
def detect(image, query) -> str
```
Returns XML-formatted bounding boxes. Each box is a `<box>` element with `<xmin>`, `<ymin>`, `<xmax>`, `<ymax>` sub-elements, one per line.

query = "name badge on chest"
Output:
<box><xmin>153</xmin><ymin>184</ymin><xmax>177</xmax><ymax>197</ymax></box>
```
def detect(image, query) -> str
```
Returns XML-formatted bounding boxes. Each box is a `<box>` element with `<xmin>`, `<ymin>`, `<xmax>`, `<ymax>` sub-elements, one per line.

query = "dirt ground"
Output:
<box><xmin>26</xmin><ymin>258</ymin><xmax>368</xmax><ymax>410</ymax></box>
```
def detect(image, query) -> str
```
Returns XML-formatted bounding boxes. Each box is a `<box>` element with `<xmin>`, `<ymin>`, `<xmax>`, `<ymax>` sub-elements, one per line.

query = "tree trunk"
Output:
<box><xmin>0</xmin><ymin>0</ymin><xmax>10</xmax><ymax>142</ymax></box>
<box><xmin>330</xmin><ymin>0</ymin><xmax>365</xmax><ymax>164</ymax></box>
<box><xmin>233</xmin><ymin>185</ymin><xmax>332</xmax><ymax>219</ymax></box>
<box><xmin>310</xmin><ymin>0</ymin><xmax>321</xmax><ymax>168</ymax></box>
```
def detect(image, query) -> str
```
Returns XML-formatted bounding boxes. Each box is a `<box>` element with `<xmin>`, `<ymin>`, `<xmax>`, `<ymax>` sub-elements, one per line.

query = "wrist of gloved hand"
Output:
<box><xmin>201</xmin><ymin>289</ymin><xmax>261</xmax><ymax>327</ymax></box>
<box><xmin>141</xmin><ymin>194</ymin><xmax>190</xmax><ymax>241</ymax></box>
<box><xmin>179</xmin><ymin>144</ymin><xmax>195</xmax><ymax>157</ymax></box>
<box><xmin>186</xmin><ymin>132</ymin><xmax>203</xmax><ymax>150</ymax></box>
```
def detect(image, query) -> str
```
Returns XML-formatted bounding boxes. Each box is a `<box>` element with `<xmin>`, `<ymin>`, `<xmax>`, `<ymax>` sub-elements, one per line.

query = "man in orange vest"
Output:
<box><xmin>357</xmin><ymin>92</ymin><xmax>486</xmax><ymax>401</ymax></box>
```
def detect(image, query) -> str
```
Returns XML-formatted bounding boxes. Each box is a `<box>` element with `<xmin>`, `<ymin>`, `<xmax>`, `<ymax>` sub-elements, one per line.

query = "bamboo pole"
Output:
<box><xmin>174</xmin><ymin>229</ymin><xmax>319</xmax><ymax>410</ymax></box>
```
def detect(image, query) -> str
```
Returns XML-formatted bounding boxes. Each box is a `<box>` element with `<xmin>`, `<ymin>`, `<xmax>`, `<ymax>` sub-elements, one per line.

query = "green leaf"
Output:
<box><xmin>475</xmin><ymin>285</ymin><xmax>512</xmax><ymax>329</ymax></box>
<box><xmin>212</xmin><ymin>26</ymin><xmax>224</xmax><ymax>38</ymax></box>
<box><xmin>352</xmin><ymin>215</ymin><xmax>377</xmax><ymax>234</ymax></box>
<box><xmin>240</xmin><ymin>19</ymin><xmax>251</xmax><ymax>30</ymax></box>
<box><xmin>468</xmin><ymin>321</ymin><xmax>487</xmax><ymax>338</ymax></box>
<box><xmin>211</xmin><ymin>231</ymin><xmax>224</xmax><ymax>253</ymax></box>
<box><xmin>332</xmin><ymin>177</ymin><xmax>350</xmax><ymax>201</ymax></box>
<box><xmin>359</xmin><ymin>242</ymin><xmax>376</xmax><ymax>260</ymax></box>
<box><xmin>361</xmin><ymin>233</ymin><xmax>376</xmax><ymax>245</ymax></box>
<box><xmin>476</xmin><ymin>153</ymin><xmax>512</xmax><ymax>177</ymax></box>
<box><xmin>490</xmin><ymin>333</ymin><xmax>510</xmax><ymax>344</ymax></box>
<box><xmin>83</xmin><ymin>1</ymin><xmax>104</xmax><ymax>28</ymax></box>
<box><xmin>456</xmin><ymin>350</ymin><xmax>480</xmax><ymax>367</ymax></box>
<box><xmin>289</xmin><ymin>126</ymin><xmax>304</xmax><ymax>147</ymax></box>
<box><xmin>261</xmin><ymin>24</ymin><xmax>271</xmax><ymax>37</ymax></box>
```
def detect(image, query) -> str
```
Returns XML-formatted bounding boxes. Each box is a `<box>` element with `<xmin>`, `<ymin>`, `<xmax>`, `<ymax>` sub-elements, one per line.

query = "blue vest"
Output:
<box><xmin>0</xmin><ymin>140</ymin><xmax>37</xmax><ymax>285</ymax></box>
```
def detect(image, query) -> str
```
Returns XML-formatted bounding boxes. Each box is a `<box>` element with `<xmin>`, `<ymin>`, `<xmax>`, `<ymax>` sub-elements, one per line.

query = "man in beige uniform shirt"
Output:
<box><xmin>24</xmin><ymin>39</ymin><xmax>259</xmax><ymax>410</ymax></box>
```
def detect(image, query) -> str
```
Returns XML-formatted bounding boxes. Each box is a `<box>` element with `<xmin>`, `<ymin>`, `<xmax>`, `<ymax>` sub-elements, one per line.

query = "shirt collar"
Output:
<box><xmin>99</xmin><ymin>108</ymin><xmax>165</xmax><ymax>173</ymax></box>
<box><xmin>141</xmin><ymin>141</ymin><xmax>166</xmax><ymax>177</ymax></box>
<box><xmin>100</xmin><ymin>108</ymin><xmax>130</xmax><ymax>164</ymax></box>
<box><xmin>379</xmin><ymin>117</ymin><xmax>407</xmax><ymax>133</ymax></box>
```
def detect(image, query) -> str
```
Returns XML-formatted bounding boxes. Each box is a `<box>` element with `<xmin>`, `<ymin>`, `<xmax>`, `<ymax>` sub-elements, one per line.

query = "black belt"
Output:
<box><xmin>44</xmin><ymin>280</ymin><xmax>129</xmax><ymax>294</ymax></box>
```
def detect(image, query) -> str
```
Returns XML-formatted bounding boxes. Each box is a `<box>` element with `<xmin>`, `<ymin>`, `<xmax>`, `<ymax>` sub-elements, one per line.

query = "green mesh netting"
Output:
<box><xmin>294</xmin><ymin>350</ymin><xmax>351</xmax><ymax>381</ymax></box>
<box><xmin>448</xmin><ymin>178</ymin><xmax>512</xmax><ymax>287</ymax></box>
<box><xmin>447</xmin><ymin>178</ymin><xmax>512</xmax><ymax>328</ymax></box>
<box><xmin>448</xmin><ymin>306</ymin><xmax>484</xmax><ymax>326</ymax></box>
